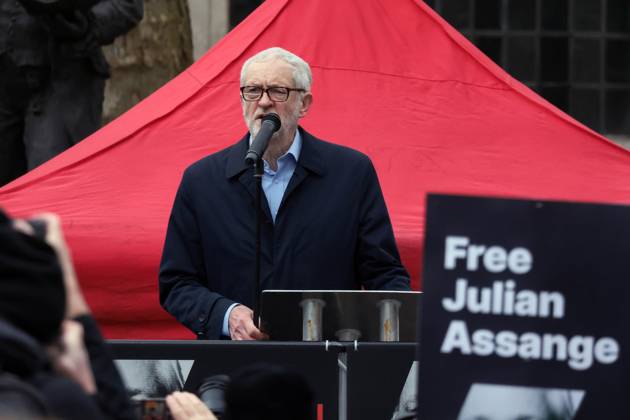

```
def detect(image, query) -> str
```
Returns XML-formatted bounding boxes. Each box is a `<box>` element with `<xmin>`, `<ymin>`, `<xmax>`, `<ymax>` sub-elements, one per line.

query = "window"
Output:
<box><xmin>426</xmin><ymin>0</ymin><xmax>630</xmax><ymax>135</ymax></box>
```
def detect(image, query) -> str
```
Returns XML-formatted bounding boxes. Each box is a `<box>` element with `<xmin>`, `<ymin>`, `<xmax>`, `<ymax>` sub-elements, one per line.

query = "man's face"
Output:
<box><xmin>241</xmin><ymin>58</ymin><xmax>312</xmax><ymax>139</ymax></box>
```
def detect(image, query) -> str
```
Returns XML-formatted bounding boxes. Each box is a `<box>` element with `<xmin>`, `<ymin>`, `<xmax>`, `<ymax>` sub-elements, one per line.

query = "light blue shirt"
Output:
<box><xmin>261</xmin><ymin>130</ymin><xmax>301</xmax><ymax>222</ymax></box>
<box><xmin>222</xmin><ymin>130</ymin><xmax>302</xmax><ymax>336</ymax></box>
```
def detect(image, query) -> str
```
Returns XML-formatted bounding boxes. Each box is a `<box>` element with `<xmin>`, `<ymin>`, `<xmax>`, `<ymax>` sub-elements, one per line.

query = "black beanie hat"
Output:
<box><xmin>0</xmin><ymin>210</ymin><xmax>66</xmax><ymax>344</ymax></box>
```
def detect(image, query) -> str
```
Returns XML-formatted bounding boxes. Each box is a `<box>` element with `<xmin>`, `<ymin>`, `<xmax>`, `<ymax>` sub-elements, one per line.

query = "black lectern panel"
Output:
<box><xmin>108</xmin><ymin>340</ymin><xmax>417</xmax><ymax>420</ymax></box>
<box><xmin>348</xmin><ymin>343</ymin><xmax>416</xmax><ymax>419</ymax></box>
<box><xmin>110</xmin><ymin>341</ymin><xmax>337</xmax><ymax>416</ymax></box>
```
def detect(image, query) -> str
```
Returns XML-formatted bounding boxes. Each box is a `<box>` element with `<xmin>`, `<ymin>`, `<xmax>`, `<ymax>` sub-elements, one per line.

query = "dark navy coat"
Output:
<box><xmin>159</xmin><ymin>128</ymin><xmax>410</xmax><ymax>339</ymax></box>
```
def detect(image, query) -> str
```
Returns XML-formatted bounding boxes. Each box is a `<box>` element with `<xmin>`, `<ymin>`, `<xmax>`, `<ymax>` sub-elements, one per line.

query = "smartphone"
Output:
<box><xmin>134</xmin><ymin>398</ymin><xmax>172</xmax><ymax>420</ymax></box>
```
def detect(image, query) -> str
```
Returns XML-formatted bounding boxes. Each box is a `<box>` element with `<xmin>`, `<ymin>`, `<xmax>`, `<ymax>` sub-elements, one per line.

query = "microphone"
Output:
<box><xmin>244</xmin><ymin>113</ymin><xmax>281</xmax><ymax>165</ymax></box>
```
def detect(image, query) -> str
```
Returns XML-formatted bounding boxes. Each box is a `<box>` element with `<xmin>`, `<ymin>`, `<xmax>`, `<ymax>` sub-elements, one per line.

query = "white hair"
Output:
<box><xmin>240</xmin><ymin>47</ymin><xmax>312</xmax><ymax>91</ymax></box>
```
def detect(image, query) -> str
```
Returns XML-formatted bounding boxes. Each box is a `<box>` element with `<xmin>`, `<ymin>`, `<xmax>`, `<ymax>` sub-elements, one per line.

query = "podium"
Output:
<box><xmin>260</xmin><ymin>290</ymin><xmax>421</xmax><ymax>342</ymax></box>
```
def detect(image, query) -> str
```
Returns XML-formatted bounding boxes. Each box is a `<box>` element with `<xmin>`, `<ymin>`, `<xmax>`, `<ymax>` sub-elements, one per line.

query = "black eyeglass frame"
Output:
<box><xmin>240</xmin><ymin>86</ymin><xmax>306</xmax><ymax>102</ymax></box>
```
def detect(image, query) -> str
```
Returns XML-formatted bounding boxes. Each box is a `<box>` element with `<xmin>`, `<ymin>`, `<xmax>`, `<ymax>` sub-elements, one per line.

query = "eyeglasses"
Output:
<box><xmin>240</xmin><ymin>86</ymin><xmax>305</xmax><ymax>102</ymax></box>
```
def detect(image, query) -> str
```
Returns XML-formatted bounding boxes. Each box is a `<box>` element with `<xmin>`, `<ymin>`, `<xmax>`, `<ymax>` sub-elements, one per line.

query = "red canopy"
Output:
<box><xmin>2</xmin><ymin>0</ymin><xmax>629</xmax><ymax>339</ymax></box>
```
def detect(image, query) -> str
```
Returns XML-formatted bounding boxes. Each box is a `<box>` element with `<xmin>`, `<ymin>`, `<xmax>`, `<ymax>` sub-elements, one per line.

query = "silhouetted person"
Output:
<box><xmin>0</xmin><ymin>0</ymin><xmax>143</xmax><ymax>186</ymax></box>
<box><xmin>224</xmin><ymin>364</ymin><xmax>314</xmax><ymax>420</ymax></box>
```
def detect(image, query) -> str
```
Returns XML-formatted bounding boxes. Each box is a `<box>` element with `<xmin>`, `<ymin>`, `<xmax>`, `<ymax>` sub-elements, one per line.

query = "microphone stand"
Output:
<box><xmin>244</xmin><ymin>113</ymin><xmax>280</xmax><ymax>330</ymax></box>
<box><xmin>253</xmin><ymin>157</ymin><xmax>264</xmax><ymax>329</ymax></box>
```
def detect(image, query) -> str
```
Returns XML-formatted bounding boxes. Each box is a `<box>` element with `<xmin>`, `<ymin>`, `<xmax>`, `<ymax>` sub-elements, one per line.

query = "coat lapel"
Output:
<box><xmin>226</xmin><ymin>134</ymin><xmax>273</xmax><ymax>222</ymax></box>
<box><xmin>279</xmin><ymin>128</ymin><xmax>327</xmax><ymax>211</ymax></box>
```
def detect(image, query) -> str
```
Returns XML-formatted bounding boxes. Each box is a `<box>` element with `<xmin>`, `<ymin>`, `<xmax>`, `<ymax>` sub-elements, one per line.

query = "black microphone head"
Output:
<box><xmin>244</xmin><ymin>113</ymin><xmax>282</xmax><ymax>165</ymax></box>
<box><xmin>261</xmin><ymin>113</ymin><xmax>281</xmax><ymax>132</ymax></box>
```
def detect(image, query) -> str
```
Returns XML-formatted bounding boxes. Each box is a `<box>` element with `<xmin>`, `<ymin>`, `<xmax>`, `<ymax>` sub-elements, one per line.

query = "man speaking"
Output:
<box><xmin>159</xmin><ymin>47</ymin><xmax>409</xmax><ymax>340</ymax></box>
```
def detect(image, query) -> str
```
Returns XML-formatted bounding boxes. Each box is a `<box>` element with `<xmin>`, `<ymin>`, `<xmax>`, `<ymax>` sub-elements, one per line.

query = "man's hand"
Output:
<box><xmin>166</xmin><ymin>391</ymin><xmax>217</xmax><ymax>420</ymax></box>
<box><xmin>40</xmin><ymin>213</ymin><xmax>91</xmax><ymax>318</ymax></box>
<box><xmin>228</xmin><ymin>305</ymin><xmax>268</xmax><ymax>341</ymax></box>
<box><xmin>14</xmin><ymin>213</ymin><xmax>90</xmax><ymax>318</ymax></box>
<box><xmin>47</xmin><ymin>320</ymin><xmax>97</xmax><ymax>394</ymax></box>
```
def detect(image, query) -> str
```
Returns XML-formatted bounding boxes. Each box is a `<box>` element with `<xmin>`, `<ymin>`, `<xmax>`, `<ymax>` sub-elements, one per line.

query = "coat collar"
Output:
<box><xmin>225</xmin><ymin>127</ymin><xmax>327</xmax><ymax>179</ymax></box>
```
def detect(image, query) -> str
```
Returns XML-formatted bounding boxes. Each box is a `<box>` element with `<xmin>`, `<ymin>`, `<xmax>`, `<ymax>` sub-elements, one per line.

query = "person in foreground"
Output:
<box><xmin>164</xmin><ymin>363</ymin><xmax>314</xmax><ymax>420</ymax></box>
<box><xmin>0</xmin><ymin>210</ymin><xmax>135</xmax><ymax>419</ymax></box>
<box><xmin>159</xmin><ymin>47</ymin><xmax>410</xmax><ymax>341</ymax></box>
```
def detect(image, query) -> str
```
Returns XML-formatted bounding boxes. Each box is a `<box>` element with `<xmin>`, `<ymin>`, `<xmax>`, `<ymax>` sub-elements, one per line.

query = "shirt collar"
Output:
<box><xmin>285</xmin><ymin>129</ymin><xmax>302</xmax><ymax>162</ymax></box>
<box><xmin>248</xmin><ymin>129</ymin><xmax>302</xmax><ymax>163</ymax></box>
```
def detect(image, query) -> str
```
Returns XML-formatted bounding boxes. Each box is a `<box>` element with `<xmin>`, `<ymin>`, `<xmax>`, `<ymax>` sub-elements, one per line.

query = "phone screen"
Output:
<box><xmin>134</xmin><ymin>398</ymin><xmax>172</xmax><ymax>420</ymax></box>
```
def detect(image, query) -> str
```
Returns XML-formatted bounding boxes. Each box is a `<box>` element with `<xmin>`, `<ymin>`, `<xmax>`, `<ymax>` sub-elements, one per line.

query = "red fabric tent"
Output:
<box><xmin>2</xmin><ymin>0</ymin><xmax>629</xmax><ymax>339</ymax></box>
